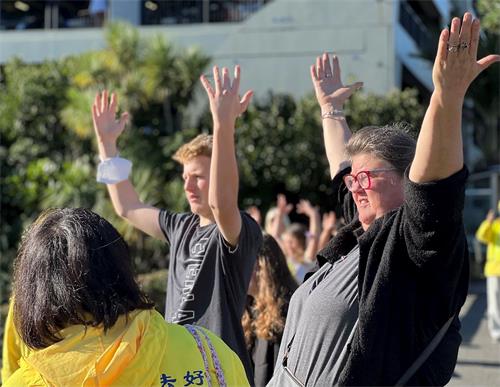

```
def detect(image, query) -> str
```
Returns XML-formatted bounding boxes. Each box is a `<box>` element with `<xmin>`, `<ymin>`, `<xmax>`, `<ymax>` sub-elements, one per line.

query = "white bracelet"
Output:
<box><xmin>96</xmin><ymin>157</ymin><xmax>132</xmax><ymax>184</ymax></box>
<box><xmin>321</xmin><ymin>108</ymin><xmax>345</xmax><ymax>119</ymax></box>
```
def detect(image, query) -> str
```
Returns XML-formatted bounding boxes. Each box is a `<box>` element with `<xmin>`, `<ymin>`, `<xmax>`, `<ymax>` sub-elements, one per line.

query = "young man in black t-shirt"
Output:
<box><xmin>92</xmin><ymin>66</ymin><xmax>262</xmax><ymax>381</ymax></box>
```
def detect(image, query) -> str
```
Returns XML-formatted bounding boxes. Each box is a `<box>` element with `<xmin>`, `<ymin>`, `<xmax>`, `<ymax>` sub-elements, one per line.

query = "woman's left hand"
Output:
<box><xmin>433</xmin><ymin>12</ymin><xmax>500</xmax><ymax>100</ymax></box>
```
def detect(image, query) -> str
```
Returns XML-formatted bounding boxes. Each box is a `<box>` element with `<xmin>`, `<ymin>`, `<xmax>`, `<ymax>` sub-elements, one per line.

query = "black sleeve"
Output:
<box><xmin>401</xmin><ymin>166</ymin><xmax>468</xmax><ymax>268</ymax></box>
<box><xmin>158</xmin><ymin>209</ymin><xmax>188</xmax><ymax>245</ymax></box>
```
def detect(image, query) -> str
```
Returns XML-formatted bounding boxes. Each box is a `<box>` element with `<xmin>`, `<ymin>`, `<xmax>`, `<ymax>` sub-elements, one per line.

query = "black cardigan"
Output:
<box><xmin>317</xmin><ymin>166</ymin><xmax>469</xmax><ymax>386</ymax></box>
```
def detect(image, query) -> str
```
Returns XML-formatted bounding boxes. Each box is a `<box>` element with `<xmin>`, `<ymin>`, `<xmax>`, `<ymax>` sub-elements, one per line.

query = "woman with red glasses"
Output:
<box><xmin>269</xmin><ymin>13</ymin><xmax>500</xmax><ymax>386</ymax></box>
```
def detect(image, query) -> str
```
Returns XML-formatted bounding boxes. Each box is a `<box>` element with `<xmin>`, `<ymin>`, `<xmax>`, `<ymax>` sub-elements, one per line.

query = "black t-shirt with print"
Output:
<box><xmin>159</xmin><ymin>209</ymin><xmax>262</xmax><ymax>382</ymax></box>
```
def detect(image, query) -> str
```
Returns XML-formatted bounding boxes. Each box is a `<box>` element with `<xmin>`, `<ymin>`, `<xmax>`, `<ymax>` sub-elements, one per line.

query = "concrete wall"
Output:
<box><xmin>213</xmin><ymin>0</ymin><xmax>397</xmax><ymax>97</ymax></box>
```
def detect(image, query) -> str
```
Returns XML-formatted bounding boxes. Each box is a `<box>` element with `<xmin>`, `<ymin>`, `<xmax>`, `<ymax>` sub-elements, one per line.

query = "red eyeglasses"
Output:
<box><xmin>343</xmin><ymin>168</ymin><xmax>398</xmax><ymax>192</ymax></box>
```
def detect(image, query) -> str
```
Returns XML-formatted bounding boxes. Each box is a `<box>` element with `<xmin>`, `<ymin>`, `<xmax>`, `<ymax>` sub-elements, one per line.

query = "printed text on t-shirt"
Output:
<box><xmin>171</xmin><ymin>237</ymin><xmax>208</xmax><ymax>324</ymax></box>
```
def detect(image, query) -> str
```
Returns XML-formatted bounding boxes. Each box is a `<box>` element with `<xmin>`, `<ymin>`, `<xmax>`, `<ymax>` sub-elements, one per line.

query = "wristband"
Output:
<box><xmin>96</xmin><ymin>157</ymin><xmax>132</xmax><ymax>184</ymax></box>
<box><xmin>321</xmin><ymin>108</ymin><xmax>345</xmax><ymax>119</ymax></box>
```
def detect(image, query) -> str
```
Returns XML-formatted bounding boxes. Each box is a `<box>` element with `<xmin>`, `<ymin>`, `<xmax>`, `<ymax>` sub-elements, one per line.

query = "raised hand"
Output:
<box><xmin>200</xmin><ymin>65</ymin><xmax>253</xmax><ymax>129</ymax></box>
<box><xmin>296</xmin><ymin>199</ymin><xmax>317</xmax><ymax>218</ymax></box>
<box><xmin>486</xmin><ymin>209</ymin><xmax>495</xmax><ymax>223</ymax></box>
<box><xmin>246</xmin><ymin>205</ymin><xmax>262</xmax><ymax>226</ymax></box>
<box><xmin>310</xmin><ymin>53</ymin><xmax>363</xmax><ymax>110</ymax></box>
<box><xmin>277</xmin><ymin>194</ymin><xmax>294</xmax><ymax>216</ymax></box>
<box><xmin>322</xmin><ymin>211</ymin><xmax>337</xmax><ymax>232</ymax></box>
<box><xmin>433</xmin><ymin>13</ymin><xmax>500</xmax><ymax>100</ymax></box>
<box><xmin>91</xmin><ymin>90</ymin><xmax>129</xmax><ymax>146</ymax></box>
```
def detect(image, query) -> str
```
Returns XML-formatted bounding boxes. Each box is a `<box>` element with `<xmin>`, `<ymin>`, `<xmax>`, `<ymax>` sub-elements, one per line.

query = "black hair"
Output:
<box><xmin>12</xmin><ymin>208</ymin><xmax>154</xmax><ymax>349</ymax></box>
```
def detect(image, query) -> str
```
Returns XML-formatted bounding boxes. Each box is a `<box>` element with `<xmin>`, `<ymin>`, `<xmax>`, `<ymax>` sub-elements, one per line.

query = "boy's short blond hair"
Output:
<box><xmin>172</xmin><ymin>134</ymin><xmax>213</xmax><ymax>164</ymax></box>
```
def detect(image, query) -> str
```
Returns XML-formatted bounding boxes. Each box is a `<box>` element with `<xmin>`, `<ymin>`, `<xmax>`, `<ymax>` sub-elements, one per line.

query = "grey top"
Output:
<box><xmin>275</xmin><ymin>245</ymin><xmax>360</xmax><ymax>386</ymax></box>
<box><xmin>159</xmin><ymin>209</ymin><xmax>263</xmax><ymax>382</ymax></box>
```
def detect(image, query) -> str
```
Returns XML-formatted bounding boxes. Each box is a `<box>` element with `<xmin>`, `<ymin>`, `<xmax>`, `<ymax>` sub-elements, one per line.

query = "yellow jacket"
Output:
<box><xmin>2</xmin><ymin>307</ymin><xmax>249</xmax><ymax>387</ymax></box>
<box><xmin>476</xmin><ymin>218</ymin><xmax>500</xmax><ymax>277</ymax></box>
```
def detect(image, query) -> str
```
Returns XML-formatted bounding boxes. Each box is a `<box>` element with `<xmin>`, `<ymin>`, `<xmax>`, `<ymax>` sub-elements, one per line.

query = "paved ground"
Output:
<box><xmin>450</xmin><ymin>281</ymin><xmax>500</xmax><ymax>386</ymax></box>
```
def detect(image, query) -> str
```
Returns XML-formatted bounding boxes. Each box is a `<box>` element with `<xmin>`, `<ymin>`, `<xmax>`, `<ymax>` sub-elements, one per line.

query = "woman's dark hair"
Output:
<box><xmin>12</xmin><ymin>208</ymin><xmax>154</xmax><ymax>349</ymax></box>
<box><xmin>242</xmin><ymin>234</ymin><xmax>298</xmax><ymax>347</ymax></box>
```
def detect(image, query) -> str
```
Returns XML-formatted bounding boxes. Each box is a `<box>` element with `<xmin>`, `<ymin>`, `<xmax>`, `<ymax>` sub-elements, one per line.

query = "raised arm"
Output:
<box><xmin>267</xmin><ymin>194</ymin><xmax>293</xmax><ymax>239</ymax></box>
<box><xmin>409</xmin><ymin>13</ymin><xmax>500</xmax><ymax>183</ymax></box>
<box><xmin>92</xmin><ymin>91</ymin><xmax>164</xmax><ymax>240</ymax></box>
<box><xmin>297</xmin><ymin>199</ymin><xmax>321</xmax><ymax>262</ymax></box>
<box><xmin>200</xmin><ymin>65</ymin><xmax>253</xmax><ymax>246</ymax></box>
<box><xmin>266</xmin><ymin>194</ymin><xmax>293</xmax><ymax>254</ymax></box>
<box><xmin>311</xmin><ymin>53</ymin><xmax>363</xmax><ymax>178</ymax></box>
<box><xmin>318</xmin><ymin>211</ymin><xmax>337</xmax><ymax>251</ymax></box>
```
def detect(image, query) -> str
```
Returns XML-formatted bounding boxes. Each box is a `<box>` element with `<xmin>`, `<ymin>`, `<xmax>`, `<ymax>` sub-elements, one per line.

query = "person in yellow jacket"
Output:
<box><xmin>1</xmin><ymin>208</ymin><xmax>249</xmax><ymax>387</ymax></box>
<box><xmin>476</xmin><ymin>201</ymin><xmax>500</xmax><ymax>342</ymax></box>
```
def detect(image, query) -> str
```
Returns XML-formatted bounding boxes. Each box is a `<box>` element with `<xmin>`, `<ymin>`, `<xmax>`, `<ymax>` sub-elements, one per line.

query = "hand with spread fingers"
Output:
<box><xmin>200</xmin><ymin>65</ymin><xmax>253</xmax><ymax>129</ymax></box>
<box><xmin>410</xmin><ymin>12</ymin><xmax>500</xmax><ymax>183</ymax></box>
<box><xmin>433</xmin><ymin>12</ymin><xmax>500</xmax><ymax>99</ymax></box>
<box><xmin>310</xmin><ymin>53</ymin><xmax>363</xmax><ymax>113</ymax></box>
<box><xmin>92</xmin><ymin>90</ymin><xmax>129</xmax><ymax>149</ymax></box>
<box><xmin>310</xmin><ymin>53</ymin><xmax>360</xmax><ymax>178</ymax></box>
<box><xmin>296</xmin><ymin>199</ymin><xmax>317</xmax><ymax>218</ymax></box>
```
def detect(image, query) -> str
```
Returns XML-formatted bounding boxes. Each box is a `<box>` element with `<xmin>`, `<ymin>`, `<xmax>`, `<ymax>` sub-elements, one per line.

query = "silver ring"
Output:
<box><xmin>459</xmin><ymin>42</ymin><xmax>469</xmax><ymax>49</ymax></box>
<box><xmin>447</xmin><ymin>44</ymin><xmax>459</xmax><ymax>53</ymax></box>
<box><xmin>324</xmin><ymin>73</ymin><xmax>332</xmax><ymax>78</ymax></box>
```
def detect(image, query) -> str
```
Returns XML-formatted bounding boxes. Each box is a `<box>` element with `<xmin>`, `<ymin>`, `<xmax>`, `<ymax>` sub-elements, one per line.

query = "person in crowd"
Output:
<box><xmin>242</xmin><ymin>234</ymin><xmax>298</xmax><ymax>386</ymax></box>
<box><xmin>270</xmin><ymin>13</ymin><xmax>499</xmax><ymax>386</ymax></box>
<box><xmin>1</xmin><ymin>208</ymin><xmax>248</xmax><ymax>386</ymax></box>
<box><xmin>91</xmin><ymin>65</ymin><xmax>263</xmax><ymax>381</ymax></box>
<box><xmin>246</xmin><ymin>205</ymin><xmax>263</xmax><ymax>228</ymax></box>
<box><xmin>475</xmin><ymin>201</ymin><xmax>500</xmax><ymax>342</ymax></box>
<box><xmin>264</xmin><ymin>194</ymin><xmax>292</xmax><ymax>237</ymax></box>
<box><xmin>266</xmin><ymin>195</ymin><xmax>319</xmax><ymax>283</ymax></box>
<box><xmin>280</xmin><ymin>200</ymin><xmax>321</xmax><ymax>283</ymax></box>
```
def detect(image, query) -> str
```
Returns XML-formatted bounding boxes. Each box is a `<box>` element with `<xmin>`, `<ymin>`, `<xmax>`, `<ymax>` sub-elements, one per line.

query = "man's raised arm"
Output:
<box><xmin>92</xmin><ymin>90</ymin><xmax>164</xmax><ymax>241</ymax></box>
<box><xmin>200</xmin><ymin>66</ymin><xmax>253</xmax><ymax>247</ymax></box>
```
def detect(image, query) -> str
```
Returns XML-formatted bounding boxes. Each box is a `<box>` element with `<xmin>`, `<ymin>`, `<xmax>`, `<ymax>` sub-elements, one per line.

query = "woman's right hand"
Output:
<box><xmin>310</xmin><ymin>53</ymin><xmax>363</xmax><ymax>111</ymax></box>
<box><xmin>91</xmin><ymin>90</ymin><xmax>129</xmax><ymax>146</ymax></box>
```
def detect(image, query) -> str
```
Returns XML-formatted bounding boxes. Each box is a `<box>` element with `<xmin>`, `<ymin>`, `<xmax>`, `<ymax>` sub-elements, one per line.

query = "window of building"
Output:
<box><xmin>0</xmin><ymin>0</ymin><xmax>107</xmax><ymax>30</ymax></box>
<box><xmin>141</xmin><ymin>0</ymin><xmax>270</xmax><ymax>25</ymax></box>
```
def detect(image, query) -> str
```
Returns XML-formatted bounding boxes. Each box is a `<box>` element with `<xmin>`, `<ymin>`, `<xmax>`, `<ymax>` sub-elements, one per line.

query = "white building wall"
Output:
<box><xmin>0</xmin><ymin>0</ymin><xmax>441</xmax><ymax>99</ymax></box>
